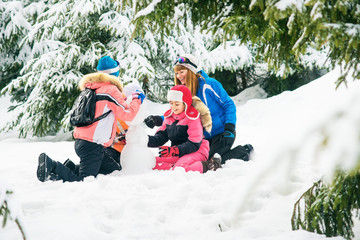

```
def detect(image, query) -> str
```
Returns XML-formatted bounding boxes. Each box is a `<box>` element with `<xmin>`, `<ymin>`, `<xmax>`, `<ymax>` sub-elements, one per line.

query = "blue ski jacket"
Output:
<box><xmin>196</xmin><ymin>70</ymin><xmax>237</xmax><ymax>139</ymax></box>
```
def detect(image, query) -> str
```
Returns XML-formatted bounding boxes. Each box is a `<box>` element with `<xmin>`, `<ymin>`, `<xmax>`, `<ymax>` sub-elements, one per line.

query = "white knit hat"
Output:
<box><xmin>174</xmin><ymin>54</ymin><xmax>199</xmax><ymax>74</ymax></box>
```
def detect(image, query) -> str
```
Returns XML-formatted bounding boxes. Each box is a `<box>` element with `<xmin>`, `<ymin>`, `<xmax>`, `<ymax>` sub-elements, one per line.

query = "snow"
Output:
<box><xmin>232</xmin><ymin>84</ymin><xmax>268</xmax><ymax>105</ymax></box>
<box><xmin>0</xmin><ymin>68</ymin><xmax>359</xmax><ymax>240</ymax></box>
<box><xmin>134</xmin><ymin>0</ymin><xmax>163</xmax><ymax>20</ymax></box>
<box><xmin>201</xmin><ymin>40</ymin><xmax>254</xmax><ymax>74</ymax></box>
<box><xmin>275</xmin><ymin>0</ymin><xmax>304</xmax><ymax>11</ymax></box>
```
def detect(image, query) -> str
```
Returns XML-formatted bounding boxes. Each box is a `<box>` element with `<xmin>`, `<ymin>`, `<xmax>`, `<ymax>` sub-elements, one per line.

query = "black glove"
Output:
<box><xmin>220</xmin><ymin>123</ymin><xmax>236</xmax><ymax>147</ymax></box>
<box><xmin>144</xmin><ymin>115</ymin><xmax>163</xmax><ymax>128</ymax></box>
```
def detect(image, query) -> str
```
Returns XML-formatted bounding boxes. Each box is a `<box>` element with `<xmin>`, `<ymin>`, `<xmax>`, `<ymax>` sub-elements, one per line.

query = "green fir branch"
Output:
<box><xmin>292</xmin><ymin>168</ymin><xmax>360</xmax><ymax>240</ymax></box>
<box><xmin>1</xmin><ymin>190</ymin><xmax>26</xmax><ymax>240</ymax></box>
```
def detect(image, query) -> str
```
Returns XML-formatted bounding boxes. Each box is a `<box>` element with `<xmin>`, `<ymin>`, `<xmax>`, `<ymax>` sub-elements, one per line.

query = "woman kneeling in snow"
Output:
<box><xmin>148</xmin><ymin>85</ymin><xmax>221</xmax><ymax>173</ymax></box>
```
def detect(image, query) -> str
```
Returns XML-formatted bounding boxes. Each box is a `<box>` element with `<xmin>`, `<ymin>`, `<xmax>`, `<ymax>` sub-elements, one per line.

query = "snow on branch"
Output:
<box><xmin>134</xmin><ymin>0</ymin><xmax>163</xmax><ymax>20</ymax></box>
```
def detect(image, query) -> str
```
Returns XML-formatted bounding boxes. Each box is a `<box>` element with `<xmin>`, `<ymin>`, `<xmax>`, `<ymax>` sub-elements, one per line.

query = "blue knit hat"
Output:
<box><xmin>97</xmin><ymin>56</ymin><xmax>120</xmax><ymax>77</ymax></box>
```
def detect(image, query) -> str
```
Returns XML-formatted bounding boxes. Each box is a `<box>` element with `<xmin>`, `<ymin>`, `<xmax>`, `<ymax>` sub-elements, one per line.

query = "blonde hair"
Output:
<box><xmin>174</xmin><ymin>65</ymin><xmax>202</xmax><ymax>97</ymax></box>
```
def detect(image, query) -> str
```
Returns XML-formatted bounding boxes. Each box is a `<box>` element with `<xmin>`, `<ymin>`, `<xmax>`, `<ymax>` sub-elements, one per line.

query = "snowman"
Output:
<box><xmin>120</xmin><ymin>82</ymin><xmax>156</xmax><ymax>174</ymax></box>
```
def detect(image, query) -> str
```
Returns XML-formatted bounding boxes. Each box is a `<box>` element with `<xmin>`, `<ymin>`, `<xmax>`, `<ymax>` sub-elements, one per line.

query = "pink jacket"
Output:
<box><xmin>148</xmin><ymin>110</ymin><xmax>208</xmax><ymax>158</ymax></box>
<box><xmin>73</xmin><ymin>73</ymin><xmax>141</xmax><ymax>147</ymax></box>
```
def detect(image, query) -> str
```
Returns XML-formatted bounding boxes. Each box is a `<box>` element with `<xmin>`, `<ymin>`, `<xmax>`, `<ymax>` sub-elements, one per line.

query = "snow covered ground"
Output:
<box><xmin>0</xmin><ymin>68</ymin><xmax>359</xmax><ymax>240</ymax></box>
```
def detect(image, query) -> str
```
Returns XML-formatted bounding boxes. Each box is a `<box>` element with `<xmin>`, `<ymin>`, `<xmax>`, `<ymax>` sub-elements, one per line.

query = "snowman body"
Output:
<box><xmin>120</xmin><ymin>83</ymin><xmax>156</xmax><ymax>174</ymax></box>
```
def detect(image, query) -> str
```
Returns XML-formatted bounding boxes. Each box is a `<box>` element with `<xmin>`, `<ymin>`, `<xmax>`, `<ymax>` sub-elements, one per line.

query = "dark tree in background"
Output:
<box><xmin>131</xmin><ymin>0</ymin><xmax>359</xmax><ymax>87</ymax></box>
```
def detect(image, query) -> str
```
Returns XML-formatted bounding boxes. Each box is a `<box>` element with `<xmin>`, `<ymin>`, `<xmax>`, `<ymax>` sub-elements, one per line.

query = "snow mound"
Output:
<box><xmin>232</xmin><ymin>84</ymin><xmax>268</xmax><ymax>105</ymax></box>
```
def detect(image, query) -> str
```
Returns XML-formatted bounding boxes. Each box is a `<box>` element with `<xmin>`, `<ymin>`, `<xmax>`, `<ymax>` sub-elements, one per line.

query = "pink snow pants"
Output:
<box><xmin>153</xmin><ymin>140</ymin><xmax>209</xmax><ymax>173</ymax></box>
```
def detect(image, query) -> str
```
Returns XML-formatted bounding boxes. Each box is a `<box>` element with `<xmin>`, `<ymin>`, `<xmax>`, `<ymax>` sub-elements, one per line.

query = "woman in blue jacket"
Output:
<box><xmin>145</xmin><ymin>54</ymin><xmax>253</xmax><ymax>164</ymax></box>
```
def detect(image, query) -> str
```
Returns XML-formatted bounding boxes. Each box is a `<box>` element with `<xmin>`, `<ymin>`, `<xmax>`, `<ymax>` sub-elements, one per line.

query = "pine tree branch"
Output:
<box><xmin>15</xmin><ymin>218</ymin><xmax>26</xmax><ymax>240</ymax></box>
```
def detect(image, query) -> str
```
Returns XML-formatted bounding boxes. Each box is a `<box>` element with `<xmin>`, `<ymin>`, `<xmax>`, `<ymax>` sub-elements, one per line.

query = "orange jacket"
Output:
<box><xmin>112</xmin><ymin>120</ymin><xmax>129</xmax><ymax>152</ymax></box>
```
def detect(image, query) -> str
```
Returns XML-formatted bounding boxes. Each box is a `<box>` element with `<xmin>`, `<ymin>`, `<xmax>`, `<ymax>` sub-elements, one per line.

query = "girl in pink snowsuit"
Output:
<box><xmin>148</xmin><ymin>85</ymin><xmax>209</xmax><ymax>173</ymax></box>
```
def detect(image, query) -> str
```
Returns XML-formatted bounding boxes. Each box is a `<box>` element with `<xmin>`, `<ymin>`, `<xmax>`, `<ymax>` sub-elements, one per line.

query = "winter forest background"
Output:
<box><xmin>2</xmin><ymin>0</ymin><xmax>359</xmax><ymax>138</ymax></box>
<box><xmin>0</xmin><ymin>0</ymin><xmax>359</xmax><ymax>240</ymax></box>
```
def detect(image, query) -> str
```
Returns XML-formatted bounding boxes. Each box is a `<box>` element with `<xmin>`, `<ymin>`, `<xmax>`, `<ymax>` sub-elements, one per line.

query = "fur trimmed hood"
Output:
<box><xmin>78</xmin><ymin>72</ymin><xmax>123</xmax><ymax>92</ymax></box>
<box><xmin>192</xmin><ymin>96</ymin><xmax>212</xmax><ymax>133</ymax></box>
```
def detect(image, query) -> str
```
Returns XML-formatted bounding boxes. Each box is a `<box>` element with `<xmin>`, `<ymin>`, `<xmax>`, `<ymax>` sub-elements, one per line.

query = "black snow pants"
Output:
<box><xmin>53</xmin><ymin>139</ymin><xmax>120</xmax><ymax>182</ymax></box>
<box><xmin>208</xmin><ymin>134</ymin><xmax>249</xmax><ymax>164</ymax></box>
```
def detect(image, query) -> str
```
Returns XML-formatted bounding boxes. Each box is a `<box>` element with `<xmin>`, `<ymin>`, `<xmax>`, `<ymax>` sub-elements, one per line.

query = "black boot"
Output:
<box><xmin>63</xmin><ymin>159</ymin><xmax>76</xmax><ymax>172</ymax></box>
<box><xmin>202</xmin><ymin>153</ymin><xmax>222</xmax><ymax>173</ymax></box>
<box><xmin>243</xmin><ymin>144</ymin><xmax>254</xmax><ymax>155</ymax></box>
<box><xmin>37</xmin><ymin>153</ymin><xmax>57</xmax><ymax>182</ymax></box>
<box><xmin>243</xmin><ymin>144</ymin><xmax>254</xmax><ymax>160</ymax></box>
<box><xmin>221</xmin><ymin>145</ymin><xmax>250</xmax><ymax>163</ymax></box>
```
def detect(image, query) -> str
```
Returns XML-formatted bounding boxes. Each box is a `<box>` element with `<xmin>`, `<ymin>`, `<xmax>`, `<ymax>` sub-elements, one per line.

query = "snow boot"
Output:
<box><xmin>63</xmin><ymin>159</ymin><xmax>76</xmax><ymax>172</ymax></box>
<box><xmin>243</xmin><ymin>144</ymin><xmax>254</xmax><ymax>155</ymax></box>
<box><xmin>221</xmin><ymin>145</ymin><xmax>250</xmax><ymax>163</ymax></box>
<box><xmin>202</xmin><ymin>153</ymin><xmax>222</xmax><ymax>173</ymax></box>
<box><xmin>243</xmin><ymin>144</ymin><xmax>254</xmax><ymax>160</ymax></box>
<box><xmin>37</xmin><ymin>153</ymin><xmax>57</xmax><ymax>182</ymax></box>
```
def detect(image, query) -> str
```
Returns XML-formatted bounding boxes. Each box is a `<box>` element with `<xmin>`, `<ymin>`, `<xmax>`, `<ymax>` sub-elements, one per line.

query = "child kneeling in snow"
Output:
<box><xmin>36</xmin><ymin>56</ymin><xmax>144</xmax><ymax>182</ymax></box>
<box><xmin>148</xmin><ymin>85</ymin><xmax>221</xmax><ymax>173</ymax></box>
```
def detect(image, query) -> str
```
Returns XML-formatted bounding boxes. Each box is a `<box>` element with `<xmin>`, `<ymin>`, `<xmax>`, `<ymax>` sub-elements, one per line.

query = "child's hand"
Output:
<box><xmin>144</xmin><ymin>115</ymin><xmax>163</xmax><ymax>128</ymax></box>
<box><xmin>117</xmin><ymin>135</ymin><xmax>126</xmax><ymax>144</ymax></box>
<box><xmin>132</xmin><ymin>90</ymin><xmax>146</xmax><ymax>103</ymax></box>
<box><xmin>158</xmin><ymin>146</ymin><xmax>179</xmax><ymax>157</ymax></box>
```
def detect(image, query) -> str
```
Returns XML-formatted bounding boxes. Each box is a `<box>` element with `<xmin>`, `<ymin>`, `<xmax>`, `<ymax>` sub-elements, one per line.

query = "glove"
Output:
<box><xmin>114</xmin><ymin>132</ymin><xmax>126</xmax><ymax>144</ymax></box>
<box><xmin>158</xmin><ymin>146</ymin><xmax>179</xmax><ymax>157</ymax></box>
<box><xmin>144</xmin><ymin>115</ymin><xmax>163</xmax><ymax>128</ymax></box>
<box><xmin>132</xmin><ymin>90</ymin><xmax>146</xmax><ymax>103</ymax></box>
<box><xmin>220</xmin><ymin>123</ymin><xmax>236</xmax><ymax>147</ymax></box>
<box><xmin>117</xmin><ymin>135</ymin><xmax>126</xmax><ymax>145</ymax></box>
